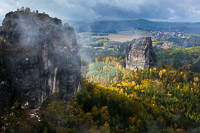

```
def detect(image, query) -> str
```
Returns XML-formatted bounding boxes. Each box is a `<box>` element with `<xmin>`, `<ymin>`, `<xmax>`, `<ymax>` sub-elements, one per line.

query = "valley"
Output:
<box><xmin>0</xmin><ymin>7</ymin><xmax>200</xmax><ymax>133</ymax></box>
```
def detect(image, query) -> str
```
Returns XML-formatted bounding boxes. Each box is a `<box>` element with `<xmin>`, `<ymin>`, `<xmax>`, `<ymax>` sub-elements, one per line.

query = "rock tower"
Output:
<box><xmin>0</xmin><ymin>9</ymin><xmax>81</xmax><ymax>114</ymax></box>
<box><xmin>126</xmin><ymin>37</ymin><xmax>156</xmax><ymax>70</ymax></box>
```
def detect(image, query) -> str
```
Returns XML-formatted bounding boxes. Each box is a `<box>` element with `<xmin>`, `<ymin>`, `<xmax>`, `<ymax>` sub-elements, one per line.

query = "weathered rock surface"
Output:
<box><xmin>126</xmin><ymin>37</ymin><xmax>157</xmax><ymax>70</ymax></box>
<box><xmin>0</xmin><ymin>9</ymin><xmax>81</xmax><ymax>114</ymax></box>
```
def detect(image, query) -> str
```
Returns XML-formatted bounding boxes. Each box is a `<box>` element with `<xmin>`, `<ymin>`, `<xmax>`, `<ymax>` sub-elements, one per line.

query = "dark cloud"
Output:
<box><xmin>0</xmin><ymin>0</ymin><xmax>200</xmax><ymax>23</ymax></box>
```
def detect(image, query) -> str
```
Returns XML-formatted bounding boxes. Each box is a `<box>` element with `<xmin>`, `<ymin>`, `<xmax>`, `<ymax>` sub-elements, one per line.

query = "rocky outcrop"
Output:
<box><xmin>0</xmin><ymin>9</ymin><xmax>81</xmax><ymax>114</ymax></box>
<box><xmin>126</xmin><ymin>37</ymin><xmax>156</xmax><ymax>70</ymax></box>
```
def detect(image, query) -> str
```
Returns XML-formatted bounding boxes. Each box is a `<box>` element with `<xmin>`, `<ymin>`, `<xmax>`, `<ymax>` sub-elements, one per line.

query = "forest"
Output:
<box><xmin>1</xmin><ymin>42</ymin><xmax>200</xmax><ymax>132</ymax></box>
<box><xmin>1</xmin><ymin>10</ymin><xmax>200</xmax><ymax>132</ymax></box>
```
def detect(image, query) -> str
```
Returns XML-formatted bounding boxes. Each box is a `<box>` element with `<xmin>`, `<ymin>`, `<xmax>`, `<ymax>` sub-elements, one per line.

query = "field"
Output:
<box><xmin>92</xmin><ymin>34</ymin><xmax>150</xmax><ymax>42</ymax></box>
<box><xmin>78</xmin><ymin>30</ymin><xmax>152</xmax><ymax>43</ymax></box>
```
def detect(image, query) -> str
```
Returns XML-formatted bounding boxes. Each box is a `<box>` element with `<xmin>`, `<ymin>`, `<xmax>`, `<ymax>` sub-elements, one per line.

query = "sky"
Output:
<box><xmin>0</xmin><ymin>0</ymin><xmax>200</xmax><ymax>23</ymax></box>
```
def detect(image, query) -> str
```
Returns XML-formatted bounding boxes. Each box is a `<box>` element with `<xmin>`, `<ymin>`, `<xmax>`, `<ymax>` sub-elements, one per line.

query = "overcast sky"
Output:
<box><xmin>1</xmin><ymin>0</ymin><xmax>200</xmax><ymax>23</ymax></box>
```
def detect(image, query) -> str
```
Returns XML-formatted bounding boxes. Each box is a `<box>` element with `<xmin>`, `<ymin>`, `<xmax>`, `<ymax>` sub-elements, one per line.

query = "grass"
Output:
<box><xmin>185</xmin><ymin>33</ymin><xmax>200</xmax><ymax>38</ymax></box>
<box><xmin>94</xmin><ymin>47</ymin><xmax>103</xmax><ymax>49</ymax></box>
<box><xmin>108</xmin><ymin>48</ymin><xmax>114</xmax><ymax>51</ymax></box>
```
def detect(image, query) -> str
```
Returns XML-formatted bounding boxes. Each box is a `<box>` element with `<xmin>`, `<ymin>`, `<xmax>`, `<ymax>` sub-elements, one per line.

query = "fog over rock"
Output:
<box><xmin>0</xmin><ymin>9</ymin><xmax>81</xmax><ymax>114</ymax></box>
<box><xmin>126</xmin><ymin>37</ymin><xmax>157</xmax><ymax>70</ymax></box>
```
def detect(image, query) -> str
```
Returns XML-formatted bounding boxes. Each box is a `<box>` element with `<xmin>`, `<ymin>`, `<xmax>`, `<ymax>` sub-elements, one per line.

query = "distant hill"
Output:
<box><xmin>74</xmin><ymin>19</ymin><xmax>200</xmax><ymax>33</ymax></box>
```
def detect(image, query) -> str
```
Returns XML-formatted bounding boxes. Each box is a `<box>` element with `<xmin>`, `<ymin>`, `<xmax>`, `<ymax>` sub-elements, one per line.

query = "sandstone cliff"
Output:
<box><xmin>0</xmin><ymin>9</ymin><xmax>81</xmax><ymax>114</ymax></box>
<box><xmin>126</xmin><ymin>37</ymin><xmax>156</xmax><ymax>70</ymax></box>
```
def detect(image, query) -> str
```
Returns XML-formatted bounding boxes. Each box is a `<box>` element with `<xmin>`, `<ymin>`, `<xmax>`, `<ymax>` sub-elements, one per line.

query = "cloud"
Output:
<box><xmin>0</xmin><ymin>0</ymin><xmax>200</xmax><ymax>23</ymax></box>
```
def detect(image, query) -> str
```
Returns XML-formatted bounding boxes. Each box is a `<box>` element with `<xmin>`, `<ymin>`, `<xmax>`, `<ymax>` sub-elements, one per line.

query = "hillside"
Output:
<box><xmin>75</xmin><ymin>19</ymin><xmax>200</xmax><ymax>33</ymax></box>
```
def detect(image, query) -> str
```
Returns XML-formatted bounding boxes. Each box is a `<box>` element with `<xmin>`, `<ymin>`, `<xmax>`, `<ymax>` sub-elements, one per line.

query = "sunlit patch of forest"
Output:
<box><xmin>82</xmin><ymin>55</ymin><xmax>200</xmax><ymax>130</ymax></box>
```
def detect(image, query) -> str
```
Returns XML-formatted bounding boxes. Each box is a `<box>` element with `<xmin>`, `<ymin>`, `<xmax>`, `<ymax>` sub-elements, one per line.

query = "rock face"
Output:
<box><xmin>0</xmin><ymin>9</ymin><xmax>81</xmax><ymax>114</ymax></box>
<box><xmin>126</xmin><ymin>37</ymin><xmax>156</xmax><ymax>70</ymax></box>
